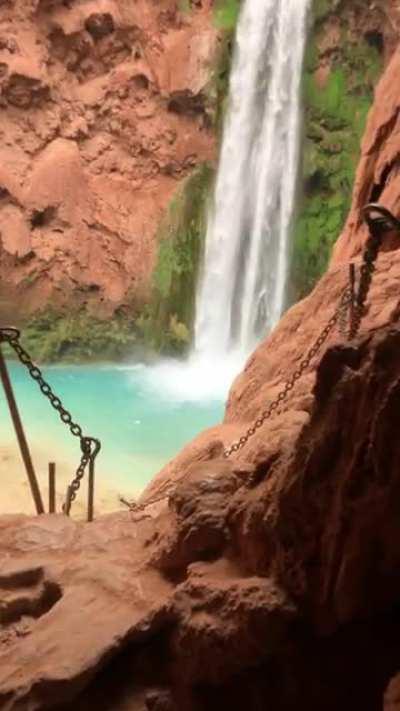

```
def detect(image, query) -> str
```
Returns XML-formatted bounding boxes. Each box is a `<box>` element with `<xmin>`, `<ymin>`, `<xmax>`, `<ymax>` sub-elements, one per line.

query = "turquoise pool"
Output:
<box><xmin>0</xmin><ymin>356</ymin><xmax>241</xmax><ymax>497</ymax></box>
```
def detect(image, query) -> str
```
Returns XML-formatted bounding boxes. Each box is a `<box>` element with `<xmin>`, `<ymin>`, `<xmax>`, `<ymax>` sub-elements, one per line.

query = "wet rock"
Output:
<box><xmin>167</xmin><ymin>90</ymin><xmax>205</xmax><ymax>116</ymax></box>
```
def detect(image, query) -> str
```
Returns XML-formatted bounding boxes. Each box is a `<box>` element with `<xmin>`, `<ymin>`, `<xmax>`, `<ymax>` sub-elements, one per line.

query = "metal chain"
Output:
<box><xmin>338</xmin><ymin>263</ymin><xmax>355</xmax><ymax>338</ymax></box>
<box><xmin>223</xmin><ymin>285</ymin><xmax>353</xmax><ymax>458</ymax></box>
<box><xmin>119</xmin><ymin>222</ymin><xmax>384</xmax><ymax>510</ymax></box>
<box><xmin>0</xmin><ymin>203</ymin><xmax>395</xmax><ymax>510</ymax></box>
<box><xmin>224</xmin><ymin>209</ymin><xmax>386</xmax><ymax>459</ymax></box>
<box><xmin>348</xmin><ymin>231</ymin><xmax>382</xmax><ymax>340</ymax></box>
<box><xmin>0</xmin><ymin>327</ymin><xmax>101</xmax><ymax>512</ymax></box>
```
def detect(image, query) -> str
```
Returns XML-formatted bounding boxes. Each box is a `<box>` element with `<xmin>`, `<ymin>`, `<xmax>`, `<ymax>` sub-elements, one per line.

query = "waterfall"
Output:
<box><xmin>194</xmin><ymin>0</ymin><xmax>310</xmax><ymax>357</ymax></box>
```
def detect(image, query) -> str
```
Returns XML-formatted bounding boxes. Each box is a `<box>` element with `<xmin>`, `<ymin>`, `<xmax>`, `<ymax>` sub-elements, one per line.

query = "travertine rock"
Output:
<box><xmin>3</xmin><ymin>3</ymin><xmax>400</xmax><ymax>710</ymax></box>
<box><xmin>0</xmin><ymin>0</ymin><xmax>218</xmax><ymax>320</ymax></box>
<box><xmin>3</xmin><ymin>312</ymin><xmax>400</xmax><ymax>709</ymax></box>
<box><xmin>333</xmin><ymin>48</ymin><xmax>400</xmax><ymax>264</ymax></box>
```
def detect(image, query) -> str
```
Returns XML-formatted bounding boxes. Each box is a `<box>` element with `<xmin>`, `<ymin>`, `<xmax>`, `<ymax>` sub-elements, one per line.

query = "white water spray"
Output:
<box><xmin>195</xmin><ymin>0</ymin><xmax>310</xmax><ymax>357</ymax></box>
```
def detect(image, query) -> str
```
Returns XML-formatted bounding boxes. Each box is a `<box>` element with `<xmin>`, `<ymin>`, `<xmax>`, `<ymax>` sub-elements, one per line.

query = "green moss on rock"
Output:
<box><xmin>15</xmin><ymin>309</ymin><xmax>139</xmax><ymax>364</ymax></box>
<box><xmin>142</xmin><ymin>163</ymin><xmax>214</xmax><ymax>355</ymax></box>
<box><xmin>203</xmin><ymin>1</ymin><xmax>238</xmax><ymax>134</ymax></box>
<box><xmin>291</xmin><ymin>0</ymin><xmax>383</xmax><ymax>299</ymax></box>
<box><xmin>313</xmin><ymin>0</ymin><xmax>334</xmax><ymax>22</ymax></box>
<box><xmin>213</xmin><ymin>0</ymin><xmax>240</xmax><ymax>31</ymax></box>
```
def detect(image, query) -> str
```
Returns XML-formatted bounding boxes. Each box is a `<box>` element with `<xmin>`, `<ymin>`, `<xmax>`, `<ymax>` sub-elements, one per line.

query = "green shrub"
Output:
<box><xmin>144</xmin><ymin>163</ymin><xmax>214</xmax><ymax>354</ymax></box>
<box><xmin>213</xmin><ymin>0</ymin><xmax>240</xmax><ymax>31</ymax></box>
<box><xmin>290</xmin><ymin>3</ymin><xmax>382</xmax><ymax>300</ymax></box>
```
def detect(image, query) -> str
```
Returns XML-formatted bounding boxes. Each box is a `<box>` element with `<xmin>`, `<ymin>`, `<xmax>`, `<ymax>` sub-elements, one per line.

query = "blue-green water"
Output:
<box><xmin>0</xmin><ymin>358</ymin><xmax>239</xmax><ymax>496</ymax></box>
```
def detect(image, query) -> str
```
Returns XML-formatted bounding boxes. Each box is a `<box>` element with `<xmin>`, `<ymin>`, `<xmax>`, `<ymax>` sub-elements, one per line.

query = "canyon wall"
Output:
<box><xmin>3</xmin><ymin>5</ymin><xmax>400</xmax><ymax>709</ymax></box>
<box><xmin>0</xmin><ymin>0</ymin><xmax>235</xmax><ymax>359</ymax></box>
<box><xmin>3</xmin><ymin>106</ymin><xmax>400</xmax><ymax>710</ymax></box>
<box><xmin>1</xmin><ymin>0</ymin><xmax>396</xmax><ymax>361</ymax></box>
<box><xmin>290</xmin><ymin>0</ymin><xmax>400</xmax><ymax>300</ymax></box>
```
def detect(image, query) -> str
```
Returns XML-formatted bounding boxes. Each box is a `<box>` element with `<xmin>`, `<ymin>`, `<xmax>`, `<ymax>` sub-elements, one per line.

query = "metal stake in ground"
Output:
<box><xmin>48</xmin><ymin>462</ymin><xmax>56</xmax><ymax>514</ymax></box>
<box><xmin>0</xmin><ymin>345</ymin><xmax>44</xmax><ymax>514</ymax></box>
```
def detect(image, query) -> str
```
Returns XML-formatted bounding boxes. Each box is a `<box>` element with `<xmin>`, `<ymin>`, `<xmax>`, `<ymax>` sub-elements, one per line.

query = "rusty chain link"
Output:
<box><xmin>224</xmin><ymin>202</ymin><xmax>400</xmax><ymax>458</ymax></box>
<box><xmin>223</xmin><ymin>286</ymin><xmax>352</xmax><ymax>458</ymax></box>
<box><xmin>0</xmin><ymin>326</ymin><xmax>101</xmax><ymax>513</ymax></box>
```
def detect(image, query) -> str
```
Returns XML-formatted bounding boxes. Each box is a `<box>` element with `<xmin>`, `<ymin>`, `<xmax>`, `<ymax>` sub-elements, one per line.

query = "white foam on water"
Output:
<box><xmin>136</xmin><ymin>349</ymin><xmax>247</xmax><ymax>405</ymax></box>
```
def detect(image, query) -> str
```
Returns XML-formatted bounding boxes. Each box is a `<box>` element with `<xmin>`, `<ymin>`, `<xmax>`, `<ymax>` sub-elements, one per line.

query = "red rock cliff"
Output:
<box><xmin>0</xmin><ymin>0</ymin><xmax>218</xmax><ymax>321</ymax></box>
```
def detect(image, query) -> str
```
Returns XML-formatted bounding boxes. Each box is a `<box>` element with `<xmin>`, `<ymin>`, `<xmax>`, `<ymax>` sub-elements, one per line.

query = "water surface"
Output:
<box><xmin>0</xmin><ymin>358</ymin><xmax>230</xmax><ymax>497</ymax></box>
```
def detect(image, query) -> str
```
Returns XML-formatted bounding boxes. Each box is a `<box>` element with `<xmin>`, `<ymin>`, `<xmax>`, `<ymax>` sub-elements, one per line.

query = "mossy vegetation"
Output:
<box><xmin>10</xmin><ymin>309</ymin><xmax>139</xmax><ymax>363</ymax></box>
<box><xmin>202</xmin><ymin>0</ymin><xmax>239</xmax><ymax>133</ymax></box>
<box><xmin>140</xmin><ymin>163</ymin><xmax>214</xmax><ymax>355</ymax></box>
<box><xmin>205</xmin><ymin>33</ymin><xmax>235</xmax><ymax>133</ymax></box>
<box><xmin>312</xmin><ymin>0</ymin><xmax>333</xmax><ymax>22</ymax></box>
<box><xmin>213</xmin><ymin>0</ymin><xmax>240</xmax><ymax>31</ymax></box>
<box><xmin>291</xmin><ymin>0</ymin><xmax>383</xmax><ymax>299</ymax></box>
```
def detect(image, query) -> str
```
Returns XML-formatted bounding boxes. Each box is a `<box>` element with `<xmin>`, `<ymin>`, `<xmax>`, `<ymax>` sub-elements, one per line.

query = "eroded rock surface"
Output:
<box><xmin>0</xmin><ymin>304</ymin><xmax>400</xmax><ymax>711</ymax></box>
<box><xmin>3</xmin><ymin>3</ymin><xmax>400</xmax><ymax>709</ymax></box>
<box><xmin>3</xmin><ymin>243</ymin><xmax>400</xmax><ymax>708</ymax></box>
<box><xmin>0</xmin><ymin>0</ymin><xmax>218</xmax><ymax>321</ymax></box>
<box><xmin>333</xmin><ymin>47</ymin><xmax>400</xmax><ymax>263</ymax></box>
<box><xmin>0</xmin><ymin>509</ymin><xmax>295</xmax><ymax>710</ymax></box>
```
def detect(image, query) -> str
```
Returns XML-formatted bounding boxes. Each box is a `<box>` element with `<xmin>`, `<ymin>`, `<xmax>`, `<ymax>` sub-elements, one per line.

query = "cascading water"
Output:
<box><xmin>1</xmin><ymin>1</ymin><xmax>312</xmax><ymax>515</ymax></box>
<box><xmin>122</xmin><ymin>0</ymin><xmax>311</xmax><ymax>414</ymax></box>
<box><xmin>194</xmin><ymin>0</ymin><xmax>310</xmax><ymax>357</ymax></box>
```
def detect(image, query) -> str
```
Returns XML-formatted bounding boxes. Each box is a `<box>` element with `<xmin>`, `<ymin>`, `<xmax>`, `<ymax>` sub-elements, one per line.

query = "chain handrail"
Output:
<box><xmin>121</xmin><ymin>202</ymin><xmax>400</xmax><ymax>515</ymax></box>
<box><xmin>223</xmin><ymin>286</ymin><xmax>352</xmax><ymax>457</ymax></box>
<box><xmin>0</xmin><ymin>327</ymin><xmax>101</xmax><ymax>515</ymax></box>
<box><xmin>2</xmin><ymin>203</ymin><xmax>399</xmax><ymax>518</ymax></box>
<box><xmin>223</xmin><ymin>202</ymin><xmax>400</xmax><ymax>458</ymax></box>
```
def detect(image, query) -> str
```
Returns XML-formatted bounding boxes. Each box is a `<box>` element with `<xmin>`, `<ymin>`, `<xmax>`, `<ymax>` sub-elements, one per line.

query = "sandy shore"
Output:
<box><xmin>0</xmin><ymin>441</ymin><xmax>140</xmax><ymax>519</ymax></box>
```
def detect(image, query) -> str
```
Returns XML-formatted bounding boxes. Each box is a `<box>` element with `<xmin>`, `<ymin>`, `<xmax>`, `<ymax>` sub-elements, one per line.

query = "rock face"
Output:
<box><xmin>0</xmin><ymin>510</ymin><xmax>295</xmax><ymax>710</ymax></box>
<box><xmin>4</xmin><ymin>286</ymin><xmax>400</xmax><ymax>701</ymax></box>
<box><xmin>2</xmin><ymin>238</ymin><xmax>400</xmax><ymax>708</ymax></box>
<box><xmin>0</xmin><ymin>0</ymin><xmax>218</xmax><ymax>323</ymax></box>
<box><xmin>4</xmin><ymin>3</ymin><xmax>400</xmax><ymax>710</ymax></box>
<box><xmin>333</xmin><ymin>46</ymin><xmax>400</xmax><ymax>264</ymax></box>
<box><xmin>291</xmin><ymin>0</ymin><xmax>400</xmax><ymax>300</ymax></box>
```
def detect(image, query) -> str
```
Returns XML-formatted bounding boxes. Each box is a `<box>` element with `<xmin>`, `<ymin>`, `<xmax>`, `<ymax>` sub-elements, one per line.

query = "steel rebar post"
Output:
<box><xmin>48</xmin><ymin>462</ymin><xmax>56</xmax><ymax>513</ymax></box>
<box><xmin>87</xmin><ymin>458</ymin><xmax>95</xmax><ymax>522</ymax></box>
<box><xmin>0</xmin><ymin>345</ymin><xmax>44</xmax><ymax>514</ymax></box>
